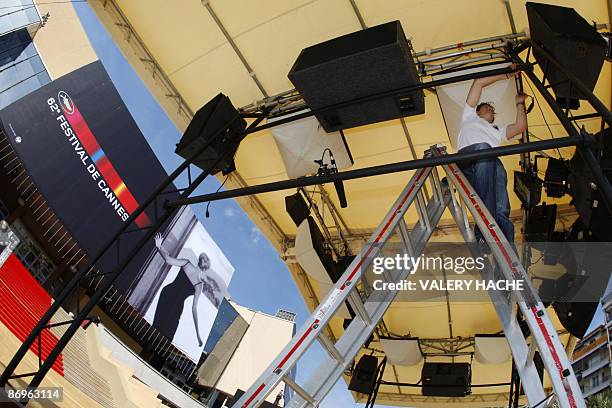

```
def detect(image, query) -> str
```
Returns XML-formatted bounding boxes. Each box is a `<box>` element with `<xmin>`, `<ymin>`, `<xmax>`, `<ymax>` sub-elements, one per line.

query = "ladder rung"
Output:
<box><xmin>347</xmin><ymin>291</ymin><xmax>371</xmax><ymax>326</ymax></box>
<box><xmin>283</xmin><ymin>375</ymin><xmax>315</xmax><ymax>405</ymax></box>
<box><xmin>398</xmin><ymin>220</ymin><xmax>414</xmax><ymax>257</ymax></box>
<box><xmin>416</xmin><ymin>191</ymin><xmax>431</xmax><ymax>231</ymax></box>
<box><xmin>509</xmin><ymin>295</ymin><xmax>518</xmax><ymax>322</ymax></box>
<box><xmin>430</xmin><ymin>167</ymin><xmax>445</xmax><ymax>204</ymax></box>
<box><xmin>317</xmin><ymin>333</ymin><xmax>343</xmax><ymax>363</ymax></box>
<box><xmin>526</xmin><ymin>340</ymin><xmax>537</xmax><ymax>369</ymax></box>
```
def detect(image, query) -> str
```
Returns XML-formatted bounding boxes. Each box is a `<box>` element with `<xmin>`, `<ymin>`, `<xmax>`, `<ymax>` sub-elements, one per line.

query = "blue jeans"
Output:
<box><xmin>458</xmin><ymin>143</ymin><xmax>514</xmax><ymax>243</ymax></box>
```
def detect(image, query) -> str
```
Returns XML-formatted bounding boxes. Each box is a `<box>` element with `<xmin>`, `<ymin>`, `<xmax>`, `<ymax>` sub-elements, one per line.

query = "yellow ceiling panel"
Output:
<box><xmin>214</xmin><ymin>0</ymin><xmax>362</xmax><ymax>95</ymax></box>
<box><xmin>169</xmin><ymin>43</ymin><xmax>263</xmax><ymax>109</ymax></box>
<box><xmin>115</xmin><ymin>0</ymin><xmax>226</xmax><ymax>74</ymax></box>
<box><xmin>353</xmin><ymin>0</ymin><xmax>510</xmax><ymax>50</ymax></box>
<box><xmin>90</xmin><ymin>1</ymin><xmax>610</xmax><ymax>404</ymax></box>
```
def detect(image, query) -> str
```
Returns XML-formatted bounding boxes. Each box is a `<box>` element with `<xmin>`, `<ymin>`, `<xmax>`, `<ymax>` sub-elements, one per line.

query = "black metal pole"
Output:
<box><xmin>245</xmin><ymin>65</ymin><xmax>524</xmax><ymax>134</ymax></box>
<box><xmin>169</xmin><ymin>136</ymin><xmax>585</xmax><ymax>207</ymax></box>
<box><xmin>508</xmin><ymin>44</ymin><xmax>612</xmax><ymax>215</ymax></box>
<box><xmin>21</xmin><ymin>112</ymin><xmax>271</xmax><ymax>398</ymax></box>
<box><xmin>507</xmin><ymin>362</ymin><xmax>516</xmax><ymax>408</ymax></box>
<box><xmin>528</xmin><ymin>41</ymin><xmax>612</xmax><ymax>127</ymax></box>
<box><xmin>512</xmin><ymin>371</ymin><xmax>520</xmax><ymax>408</ymax></box>
<box><xmin>379</xmin><ymin>381</ymin><xmax>512</xmax><ymax>388</ymax></box>
<box><xmin>365</xmin><ymin>357</ymin><xmax>386</xmax><ymax>408</ymax></box>
<box><xmin>0</xmin><ymin>113</ymin><xmax>241</xmax><ymax>388</ymax></box>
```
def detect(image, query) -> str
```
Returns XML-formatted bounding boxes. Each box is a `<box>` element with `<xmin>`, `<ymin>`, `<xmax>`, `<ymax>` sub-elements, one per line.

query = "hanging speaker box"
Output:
<box><xmin>175</xmin><ymin>93</ymin><xmax>246</xmax><ymax>175</ymax></box>
<box><xmin>348</xmin><ymin>355</ymin><xmax>379</xmax><ymax>394</ymax></box>
<box><xmin>526</xmin><ymin>2</ymin><xmax>607</xmax><ymax>106</ymax></box>
<box><xmin>288</xmin><ymin>21</ymin><xmax>424</xmax><ymax>132</ymax></box>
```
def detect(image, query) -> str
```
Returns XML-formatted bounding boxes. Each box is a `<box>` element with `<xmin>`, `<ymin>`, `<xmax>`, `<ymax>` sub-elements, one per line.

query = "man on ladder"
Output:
<box><xmin>457</xmin><ymin>63</ymin><xmax>528</xmax><ymax>246</ymax></box>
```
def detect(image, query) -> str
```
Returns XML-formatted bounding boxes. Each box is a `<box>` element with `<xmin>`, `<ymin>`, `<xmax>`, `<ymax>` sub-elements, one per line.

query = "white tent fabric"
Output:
<box><xmin>474</xmin><ymin>335</ymin><xmax>512</xmax><ymax>364</ymax></box>
<box><xmin>379</xmin><ymin>338</ymin><xmax>423</xmax><ymax>366</ymax></box>
<box><xmin>294</xmin><ymin>219</ymin><xmax>330</xmax><ymax>283</ymax></box>
<box><xmin>294</xmin><ymin>219</ymin><xmax>350</xmax><ymax>319</ymax></box>
<box><xmin>433</xmin><ymin>63</ymin><xmax>519</xmax><ymax>147</ymax></box>
<box><xmin>268</xmin><ymin>109</ymin><xmax>353</xmax><ymax>178</ymax></box>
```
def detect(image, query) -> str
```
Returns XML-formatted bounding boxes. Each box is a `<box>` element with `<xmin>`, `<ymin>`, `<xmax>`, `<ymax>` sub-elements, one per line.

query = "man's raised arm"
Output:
<box><xmin>506</xmin><ymin>92</ymin><xmax>528</xmax><ymax>140</ymax></box>
<box><xmin>466</xmin><ymin>64</ymin><xmax>519</xmax><ymax>107</ymax></box>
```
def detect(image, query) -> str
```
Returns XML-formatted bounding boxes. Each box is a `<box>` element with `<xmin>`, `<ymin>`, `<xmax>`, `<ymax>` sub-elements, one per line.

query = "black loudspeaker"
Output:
<box><xmin>567</xmin><ymin>128</ymin><xmax>612</xmax><ymax>241</ymax></box>
<box><xmin>348</xmin><ymin>355</ymin><xmax>379</xmax><ymax>394</ymax></box>
<box><xmin>421</xmin><ymin>362</ymin><xmax>471</xmax><ymax>397</ymax></box>
<box><xmin>285</xmin><ymin>192</ymin><xmax>310</xmax><ymax>227</ymax></box>
<box><xmin>175</xmin><ymin>93</ymin><xmax>246</xmax><ymax>175</ymax></box>
<box><xmin>526</xmin><ymin>3</ymin><xmax>607</xmax><ymax>107</ymax></box>
<box><xmin>332</xmin><ymin>255</ymin><xmax>356</xmax><ymax>283</ymax></box>
<box><xmin>524</xmin><ymin>203</ymin><xmax>557</xmax><ymax>242</ymax></box>
<box><xmin>305</xmin><ymin>216</ymin><xmax>336</xmax><ymax>277</ymax></box>
<box><xmin>553</xmin><ymin>302</ymin><xmax>598</xmax><ymax>339</ymax></box>
<box><xmin>544</xmin><ymin>158</ymin><xmax>569</xmax><ymax>198</ymax></box>
<box><xmin>288</xmin><ymin>21</ymin><xmax>424</xmax><ymax>132</ymax></box>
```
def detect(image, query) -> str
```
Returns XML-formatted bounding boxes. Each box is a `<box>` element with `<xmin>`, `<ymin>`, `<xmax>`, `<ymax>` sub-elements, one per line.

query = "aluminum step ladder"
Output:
<box><xmin>232</xmin><ymin>145</ymin><xmax>585</xmax><ymax>408</ymax></box>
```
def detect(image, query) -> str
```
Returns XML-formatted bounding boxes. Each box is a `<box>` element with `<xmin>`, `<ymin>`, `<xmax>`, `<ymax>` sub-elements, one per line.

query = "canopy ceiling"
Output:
<box><xmin>89</xmin><ymin>0</ymin><xmax>611</xmax><ymax>405</ymax></box>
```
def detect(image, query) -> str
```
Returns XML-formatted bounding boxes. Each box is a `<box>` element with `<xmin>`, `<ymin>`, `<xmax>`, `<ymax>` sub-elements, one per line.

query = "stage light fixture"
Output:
<box><xmin>544</xmin><ymin>158</ymin><xmax>569</xmax><ymax>198</ymax></box>
<box><xmin>348</xmin><ymin>355</ymin><xmax>379</xmax><ymax>395</ymax></box>
<box><xmin>513</xmin><ymin>170</ymin><xmax>542</xmax><ymax>209</ymax></box>
<box><xmin>315</xmin><ymin>149</ymin><xmax>348</xmax><ymax>208</ymax></box>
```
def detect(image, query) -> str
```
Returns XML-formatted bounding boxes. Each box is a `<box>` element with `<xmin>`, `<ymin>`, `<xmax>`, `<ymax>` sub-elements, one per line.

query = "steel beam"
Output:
<box><xmin>169</xmin><ymin>136</ymin><xmax>585</xmax><ymax>207</ymax></box>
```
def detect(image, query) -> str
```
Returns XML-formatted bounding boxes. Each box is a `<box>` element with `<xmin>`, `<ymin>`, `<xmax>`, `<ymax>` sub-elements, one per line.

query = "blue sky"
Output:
<box><xmin>73</xmin><ymin>3</ymin><xmax>607</xmax><ymax>408</ymax></box>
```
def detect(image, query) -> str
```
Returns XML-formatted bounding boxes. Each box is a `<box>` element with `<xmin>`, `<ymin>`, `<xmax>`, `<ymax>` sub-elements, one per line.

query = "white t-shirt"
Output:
<box><xmin>457</xmin><ymin>103</ymin><xmax>507</xmax><ymax>151</ymax></box>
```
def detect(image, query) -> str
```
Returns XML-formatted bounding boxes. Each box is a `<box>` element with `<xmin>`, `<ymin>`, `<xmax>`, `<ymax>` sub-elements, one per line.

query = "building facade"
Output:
<box><xmin>0</xmin><ymin>1</ymin><xmax>50</xmax><ymax>109</ymax></box>
<box><xmin>571</xmin><ymin>293</ymin><xmax>612</xmax><ymax>399</ymax></box>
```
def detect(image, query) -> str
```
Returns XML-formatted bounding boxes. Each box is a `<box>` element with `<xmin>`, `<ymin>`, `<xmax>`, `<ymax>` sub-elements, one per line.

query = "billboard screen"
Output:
<box><xmin>0</xmin><ymin>61</ymin><xmax>160</xmax><ymax>262</ymax></box>
<box><xmin>131</xmin><ymin>205</ymin><xmax>235</xmax><ymax>361</ymax></box>
<box><xmin>0</xmin><ymin>61</ymin><xmax>233</xmax><ymax>361</ymax></box>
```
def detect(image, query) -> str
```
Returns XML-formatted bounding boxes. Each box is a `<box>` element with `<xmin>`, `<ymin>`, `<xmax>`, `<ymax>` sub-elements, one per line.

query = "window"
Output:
<box><xmin>593</xmin><ymin>375</ymin><xmax>600</xmax><ymax>387</ymax></box>
<box><xmin>0</xmin><ymin>28</ymin><xmax>50</xmax><ymax>109</ymax></box>
<box><xmin>276</xmin><ymin>309</ymin><xmax>297</xmax><ymax>322</ymax></box>
<box><xmin>0</xmin><ymin>0</ymin><xmax>41</xmax><ymax>37</ymax></box>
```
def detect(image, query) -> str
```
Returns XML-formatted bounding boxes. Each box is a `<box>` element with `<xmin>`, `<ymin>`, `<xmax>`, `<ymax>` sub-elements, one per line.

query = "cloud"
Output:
<box><xmin>223</xmin><ymin>207</ymin><xmax>236</xmax><ymax>218</ymax></box>
<box><xmin>250</xmin><ymin>226</ymin><xmax>262</xmax><ymax>245</ymax></box>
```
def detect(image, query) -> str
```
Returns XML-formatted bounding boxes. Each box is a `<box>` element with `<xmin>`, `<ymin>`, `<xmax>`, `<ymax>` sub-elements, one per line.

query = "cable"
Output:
<box><xmin>307</xmin><ymin>147</ymin><xmax>335</xmax><ymax>210</ymax></box>
<box><xmin>529</xmin><ymin>253</ymin><xmax>544</xmax><ymax>266</ymax></box>
<box><xmin>531</xmin><ymin>392</ymin><xmax>555</xmax><ymax>408</ymax></box>
<box><xmin>204</xmin><ymin>174</ymin><xmax>229</xmax><ymax>218</ymax></box>
<box><xmin>524</xmin><ymin>78</ymin><xmax>564</xmax><ymax>158</ymax></box>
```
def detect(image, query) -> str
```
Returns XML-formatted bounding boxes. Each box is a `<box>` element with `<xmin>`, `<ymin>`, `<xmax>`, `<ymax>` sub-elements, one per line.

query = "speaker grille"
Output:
<box><xmin>289</xmin><ymin>21</ymin><xmax>424</xmax><ymax>132</ymax></box>
<box><xmin>526</xmin><ymin>2</ymin><xmax>606</xmax><ymax>103</ymax></box>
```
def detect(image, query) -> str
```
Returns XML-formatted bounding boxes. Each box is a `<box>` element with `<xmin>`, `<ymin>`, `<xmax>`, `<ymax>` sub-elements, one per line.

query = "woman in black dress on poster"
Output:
<box><xmin>152</xmin><ymin>233</ymin><xmax>228</xmax><ymax>346</ymax></box>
